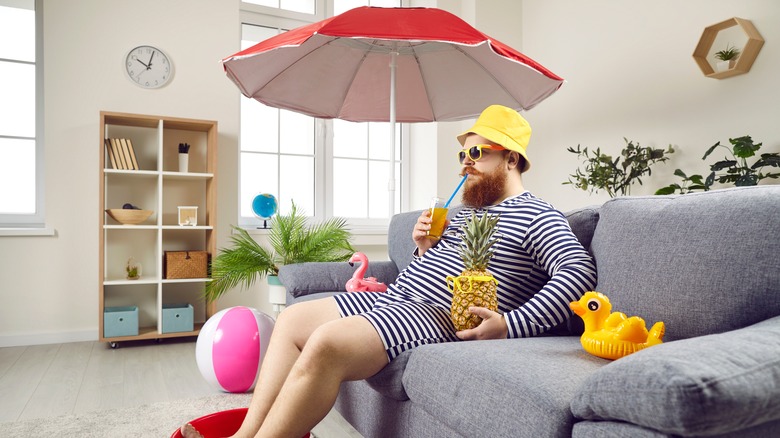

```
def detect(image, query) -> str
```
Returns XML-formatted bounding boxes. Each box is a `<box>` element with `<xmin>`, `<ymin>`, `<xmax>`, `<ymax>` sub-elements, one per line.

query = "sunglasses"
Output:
<box><xmin>446</xmin><ymin>275</ymin><xmax>499</xmax><ymax>293</ymax></box>
<box><xmin>457</xmin><ymin>144</ymin><xmax>506</xmax><ymax>164</ymax></box>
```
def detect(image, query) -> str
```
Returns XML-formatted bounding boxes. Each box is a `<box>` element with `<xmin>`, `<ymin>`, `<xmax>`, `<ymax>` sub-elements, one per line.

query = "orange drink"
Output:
<box><xmin>428</xmin><ymin>197</ymin><xmax>448</xmax><ymax>238</ymax></box>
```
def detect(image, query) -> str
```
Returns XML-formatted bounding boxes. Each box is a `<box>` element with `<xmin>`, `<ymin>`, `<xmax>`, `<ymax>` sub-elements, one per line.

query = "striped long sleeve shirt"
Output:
<box><xmin>388</xmin><ymin>192</ymin><xmax>598</xmax><ymax>338</ymax></box>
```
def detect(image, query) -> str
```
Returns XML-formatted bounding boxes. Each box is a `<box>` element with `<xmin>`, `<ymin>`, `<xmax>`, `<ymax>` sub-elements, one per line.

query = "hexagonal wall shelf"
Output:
<box><xmin>692</xmin><ymin>17</ymin><xmax>764</xmax><ymax>79</ymax></box>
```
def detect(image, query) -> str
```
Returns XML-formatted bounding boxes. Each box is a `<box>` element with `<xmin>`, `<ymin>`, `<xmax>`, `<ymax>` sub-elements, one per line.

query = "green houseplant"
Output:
<box><xmin>714</xmin><ymin>44</ymin><xmax>740</xmax><ymax>72</ymax></box>
<box><xmin>205</xmin><ymin>202</ymin><xmax>355</xmax><ymax>301</ymax></box>
<box><xmin>564</xmin><ymin>138</ymin><xmax>675</xmax><ymax>197</ymax></box>
<box><xmin>656</xmin><ymin>135</ymin><xmax>780</xmax><ymax>195</ymax></box>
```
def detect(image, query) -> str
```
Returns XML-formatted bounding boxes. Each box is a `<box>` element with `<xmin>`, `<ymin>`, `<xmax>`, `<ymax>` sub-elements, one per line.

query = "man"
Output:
<box><xmin>182</xmin><ymin>105</ymin><xmax>597</xmax><ymax>438</ymax></box>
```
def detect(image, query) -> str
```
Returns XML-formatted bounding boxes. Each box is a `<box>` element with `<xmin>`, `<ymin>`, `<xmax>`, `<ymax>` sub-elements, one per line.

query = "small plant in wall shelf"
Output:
<box><xmin>126</xmin><ymin>257</ymin><xmax>142</xmax><ymax>280</ymax></box>
<box><xmin>714</xmin><ymin>44</ymin><xmax>740</xmax><ymax>72</ymax></box>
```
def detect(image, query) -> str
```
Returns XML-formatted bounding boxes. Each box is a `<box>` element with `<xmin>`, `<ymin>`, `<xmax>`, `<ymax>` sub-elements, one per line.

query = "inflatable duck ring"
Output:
<box><xmin>570</xmin><ymin>292</ymin><xmax>665</xmax><ymax>360</ymax></box>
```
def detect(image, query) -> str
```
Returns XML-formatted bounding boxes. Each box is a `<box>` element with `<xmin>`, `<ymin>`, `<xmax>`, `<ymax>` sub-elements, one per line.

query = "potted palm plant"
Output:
<box><xmin>714</xmin><ymin>44</ymin><xmax>740</xmax><ymax>72</ymax></box>
<box><xmin>204</xmin><ymin>201</ymin><xmax>355</xmax><ymax>302</ymax></box>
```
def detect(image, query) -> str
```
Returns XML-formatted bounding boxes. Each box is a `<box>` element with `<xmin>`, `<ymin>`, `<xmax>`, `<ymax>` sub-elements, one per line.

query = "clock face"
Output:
<box><xmin>125</xmin><ymin>45</ymin><xmax>173</xmax><ymax>89</ymax></box>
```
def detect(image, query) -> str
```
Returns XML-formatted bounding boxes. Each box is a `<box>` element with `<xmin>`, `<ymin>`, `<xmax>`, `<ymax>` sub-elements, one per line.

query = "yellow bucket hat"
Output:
<box><xmin>457</xmin><ymin>105</ymin><xmax>532</xmax><ymax>173</ymax></box>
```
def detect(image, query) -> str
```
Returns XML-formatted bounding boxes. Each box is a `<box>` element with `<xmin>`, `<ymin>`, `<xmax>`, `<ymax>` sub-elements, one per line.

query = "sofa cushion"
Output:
<box><xmin>402</xmin><ymin>337</ymin><xmax>605</xmax><ymax>437</ymax></box>
<box><xmin>572</xmin><ymin>420</ymin><xmax>669</xmax><ymax>438</ymax></box>
<box><xmin>279</xmin><ymin>261</ymin><xmax>398</xmax><ymax>298</ymax></box>
<box><xmin>386</xmin><ymin>210</ymin><xmax>421</xmax><ymax>272</ymax></box>
<box><xmin>364</xmin><ymin>350</ymin><xmax>412</xmax><ymax>401</ymax></box>
<box><xmin>564</xmin><ymin>206</ymin><xmax>600</xmax><ymax>251</ymax></box>
<box><xmin>387</xmin><ymin>206</ymin><xmax>464</xmax><ymax>273</ymax></box>
<box><xmin>590</xmin><ymin>186</ymin><xmax>780</xmax><ymax>341</ymax></box>
<box><xmin>573</xmin><ymin>418</ymin><xmax>780</xmax><ymax>438</ymax></box>
<box><xmin>570</xmin><ymin>316</ymin><xmax>780</xmax><ymax>436</ymax></box>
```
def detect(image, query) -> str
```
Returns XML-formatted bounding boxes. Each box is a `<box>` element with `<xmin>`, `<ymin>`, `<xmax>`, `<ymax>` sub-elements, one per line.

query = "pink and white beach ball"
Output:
<box><xmin>196</xmin><ymin>306</ymin><xmax>275</xmax><ymax>393</ymax></box>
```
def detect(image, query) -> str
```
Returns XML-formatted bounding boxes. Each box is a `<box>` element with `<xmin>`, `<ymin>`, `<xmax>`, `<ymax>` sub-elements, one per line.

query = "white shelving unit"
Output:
<box><xmin>99</xmin><ymin>111</ymin><xmax>217</xmax><ymax>347</ymax></box>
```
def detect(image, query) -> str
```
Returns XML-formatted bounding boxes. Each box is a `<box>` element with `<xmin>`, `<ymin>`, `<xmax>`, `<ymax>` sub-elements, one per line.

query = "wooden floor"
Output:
<box><xmin>0</xmin><ymin>338</ymin><xmax>221</xmax><ymax>422</ymax></box>
<box><xmin>0</xmin><ymin>338</ymin><xmax>361</xmax><ymax>436</ymax></box>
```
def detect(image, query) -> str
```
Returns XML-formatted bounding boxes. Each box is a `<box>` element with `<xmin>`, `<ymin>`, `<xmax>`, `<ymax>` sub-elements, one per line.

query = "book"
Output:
<box><xmin>122</xmin><ymin>138</ymin><xmax>140</xmax><ymax>170</ymax></box>
<box><xmin>104</xmin><ymin>139</ymin><xmax>118</xmax><ymax>169</ymax></box>
<box><xmin>110</xmin><ymin>138</ymin><xmax>127</xmax><ymax>169</ymax></box>
<box><xmin>119</xmin><ymin>138</ymin><xmax>133</xmax><ymax>170</ymax></box>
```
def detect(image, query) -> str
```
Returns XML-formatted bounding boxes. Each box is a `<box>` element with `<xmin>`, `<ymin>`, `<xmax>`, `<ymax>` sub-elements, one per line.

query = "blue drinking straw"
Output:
<box><xmin>444</xmin><ymin>174</ymin><xmax>468</xmax><ymax>208</ymax></box>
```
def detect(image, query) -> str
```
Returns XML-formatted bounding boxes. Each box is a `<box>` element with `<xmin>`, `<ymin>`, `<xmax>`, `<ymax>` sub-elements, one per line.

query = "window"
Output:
<box><xmin>0</xmin><ymin>0</ymin><xmax>42</xmax><ymax>227</ymax></box>
<box><xmin>332</xmin><ymin>120</ymin><xmax>401</xmax><ymax>219</ymax></box>
<box><xmin>238</xmin><ymin>0</ymin><xmax>407</xmax><ymax>228</ymax></box>
<box><xmin>239</xmin><ymin>24</ymin><xmax>318</xmax><ymax>223</ymax></box>
<box><xmin>243</xmin><ymin>0</ymin><xmax>315</xmax><ymax>15</ymax></box>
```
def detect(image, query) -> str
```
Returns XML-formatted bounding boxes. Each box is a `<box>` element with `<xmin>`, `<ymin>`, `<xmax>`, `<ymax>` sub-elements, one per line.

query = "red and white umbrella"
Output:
<box><xmin>222</xmin><ymin>6</ymin><xmax>564</xmax><ymax>214</ymax></box>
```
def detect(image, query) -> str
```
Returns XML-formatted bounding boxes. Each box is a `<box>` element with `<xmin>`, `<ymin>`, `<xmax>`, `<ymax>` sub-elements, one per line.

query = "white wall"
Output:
<box><xmin>1</xmin><ymin>0</ymin><xmax>778</xmax><ymax>346</ymax></box>
<box><xmin>519</xmin><ymin>0</ymin><xmax>780</xmax><ymax>212</ymax></box>
<box><xmin>0</xmin><ymin>0</ymin><xmax>241</xmax><ymax>346</ymax></box>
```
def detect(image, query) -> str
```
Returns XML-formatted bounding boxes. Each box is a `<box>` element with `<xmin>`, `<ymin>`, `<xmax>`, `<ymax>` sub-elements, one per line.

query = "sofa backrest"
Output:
<box><xmin>387</xmin><ymin>206</ymin><xmax>464</xmax><ymax>271</ymax></box>
<box><xmin>387</xmin><ymin>204</ymin><xmax>600</xmax><ymax>272</ymax></box>
<box><xmin>590</xmin><ymin>186</ymin><xmax>780</xmax><ymax>342</ymax></box>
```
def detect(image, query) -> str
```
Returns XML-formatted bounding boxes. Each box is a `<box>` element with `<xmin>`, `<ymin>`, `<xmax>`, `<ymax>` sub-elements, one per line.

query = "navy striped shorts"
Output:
<box><xmin>333</xmin><ymin>291</ymin><xmax>460</xmax><ymax>361</ymax></box>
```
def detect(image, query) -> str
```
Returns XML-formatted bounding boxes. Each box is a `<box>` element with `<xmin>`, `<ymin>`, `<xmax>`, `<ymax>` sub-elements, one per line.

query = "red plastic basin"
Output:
<box><xmin>171</xmin><ymin>408</ymin><xmax>247</xmax><ymax>438</ymax></box>
<box><xmin>170</xmin><ymin>408</ymin><xmax>310</xmax><ymax>438</ymax></box>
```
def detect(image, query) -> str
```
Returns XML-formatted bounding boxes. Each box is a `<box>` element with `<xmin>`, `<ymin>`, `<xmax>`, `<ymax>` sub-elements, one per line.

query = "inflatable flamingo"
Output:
<box><xmin>345</xmin><ymin>252</ymin><xmax>388</xmax><ymax>292</ymax></box>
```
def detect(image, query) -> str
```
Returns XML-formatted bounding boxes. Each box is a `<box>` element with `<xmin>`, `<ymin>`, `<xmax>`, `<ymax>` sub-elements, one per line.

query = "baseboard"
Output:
<box><xmin>0</xmin><ymin>329</ymin><xmax>97</xmax><ymax>347</ymax></box>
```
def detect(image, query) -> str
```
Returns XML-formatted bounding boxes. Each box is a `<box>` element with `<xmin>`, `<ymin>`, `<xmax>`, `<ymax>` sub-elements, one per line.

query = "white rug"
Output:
<box><xmin>0</xmin><ymin>393</ymin><xmax>251</xmax><ymax>437</ymax></box>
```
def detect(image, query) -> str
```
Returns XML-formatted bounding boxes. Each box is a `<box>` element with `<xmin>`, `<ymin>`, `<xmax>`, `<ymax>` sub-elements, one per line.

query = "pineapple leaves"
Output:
<box><xmin>459</xmin><ymin>211</ymin><xmax>501</xmax><ymax>270</ymax></box>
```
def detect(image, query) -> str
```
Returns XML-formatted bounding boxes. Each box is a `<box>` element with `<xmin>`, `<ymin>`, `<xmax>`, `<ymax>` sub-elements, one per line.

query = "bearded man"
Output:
<box><xmin>182</xmin><ymin>105</ymin><xmax>597</xmax><ymax>438</ymax></box>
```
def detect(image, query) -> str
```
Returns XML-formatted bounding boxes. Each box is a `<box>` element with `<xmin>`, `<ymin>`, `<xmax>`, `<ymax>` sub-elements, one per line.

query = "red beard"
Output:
<box><xmin>461</xmin><ymin>165</ymin><xmax>508</xmax><ymax>208</ymax></box>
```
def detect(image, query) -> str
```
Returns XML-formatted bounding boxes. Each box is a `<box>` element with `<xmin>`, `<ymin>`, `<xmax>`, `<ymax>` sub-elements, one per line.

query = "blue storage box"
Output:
<box><xmin>104</xmin><ymin>306</ymin><xmax>139</xmax><ymax>338</ymax></box>
<box><xmin>162</xmin><ymin>303</ymin><xmax>194</xmax><ymax>333</ymax></box>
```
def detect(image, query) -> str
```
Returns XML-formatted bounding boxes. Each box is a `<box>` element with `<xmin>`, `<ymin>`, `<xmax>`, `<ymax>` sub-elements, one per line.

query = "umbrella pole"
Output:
<box><xmin>388</xmin><ymin>50</ymin><xmax>398</xmax><ymax>217</ymax></box>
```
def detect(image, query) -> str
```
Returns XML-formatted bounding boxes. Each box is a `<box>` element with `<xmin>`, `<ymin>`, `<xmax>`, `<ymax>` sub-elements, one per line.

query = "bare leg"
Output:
<box><xmin>256</xmin><ymin>315</ymin><xmax>388</xmax><ymax>437</ymax></box>
<box><xmin>229</xmin><ymin>298</ymin><xmax>343</xmax><ymax>438</ymax></box>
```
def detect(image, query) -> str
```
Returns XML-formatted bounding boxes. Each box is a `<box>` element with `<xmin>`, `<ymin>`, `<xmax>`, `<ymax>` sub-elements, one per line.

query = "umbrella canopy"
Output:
<box><xmin>222</xmin><ymin>6</ymin><xmax>564</xmax><ymax>123</ymax></box>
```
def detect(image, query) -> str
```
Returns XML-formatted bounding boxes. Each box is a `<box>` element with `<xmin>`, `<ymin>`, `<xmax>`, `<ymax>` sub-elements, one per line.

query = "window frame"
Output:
<box><xmin>0</xmin><ymin>0</ymin><xmax>45</xmax><ymax>229</ymax></box>
<box><xmin>237</xmin><ymin>1</ymin><xmax>410</xmax><ymax>230</ymax></box>
<box><xmin>241</xmin><ymin>0</ymin><xmax>326</xmax><ymax>22</ymax></box>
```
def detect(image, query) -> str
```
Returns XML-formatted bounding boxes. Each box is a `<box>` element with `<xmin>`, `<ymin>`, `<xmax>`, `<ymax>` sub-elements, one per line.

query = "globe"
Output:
<box><xmin>251</xmin><ymin>193</ymin><xmax>278</xmax><ymax>228</ymax></box>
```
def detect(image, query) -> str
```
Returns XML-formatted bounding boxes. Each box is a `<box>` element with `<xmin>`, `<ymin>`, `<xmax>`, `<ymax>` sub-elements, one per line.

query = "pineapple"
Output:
<box><xmin>449</xmin><ymin>211</ymin><xmax>500</xmax><ymax>331</ymax></box>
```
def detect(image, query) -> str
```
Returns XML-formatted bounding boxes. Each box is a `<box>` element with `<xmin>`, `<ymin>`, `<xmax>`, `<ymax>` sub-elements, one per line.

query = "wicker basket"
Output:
<box><xmin>164</xmin><ymin>251</ymin><xmax>209</xmax><ymax>279</ymax></box>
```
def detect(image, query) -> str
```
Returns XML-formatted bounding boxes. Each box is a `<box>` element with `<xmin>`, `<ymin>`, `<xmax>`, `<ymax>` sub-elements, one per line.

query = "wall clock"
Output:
<box><xmin>125</xmin><ymin>45</ymin><xmax>173</xmax><ymax>89</ymax></box>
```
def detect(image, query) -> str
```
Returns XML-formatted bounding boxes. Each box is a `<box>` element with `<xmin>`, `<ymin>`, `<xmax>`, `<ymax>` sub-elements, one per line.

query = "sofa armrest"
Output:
<box><xmin>570</xmin><ymin>315</ymin><xmax>780</xmax><ymax>436</ymax></box>
<box><xmin>278</xmin><ymin>261</ymin><xmax>399</xmax><ymax>298</ymax></box>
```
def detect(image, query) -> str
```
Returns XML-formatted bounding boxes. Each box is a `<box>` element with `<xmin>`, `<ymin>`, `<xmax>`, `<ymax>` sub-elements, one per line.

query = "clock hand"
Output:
<box><xmin>147</xmin><ymin>51</ymin><xmax>155</xmax><ymax>69</ymax></box>
<box><xmin>135</xmin><ymin>58</ymin><xmax>150</xmax><ymax>69</ymax></box>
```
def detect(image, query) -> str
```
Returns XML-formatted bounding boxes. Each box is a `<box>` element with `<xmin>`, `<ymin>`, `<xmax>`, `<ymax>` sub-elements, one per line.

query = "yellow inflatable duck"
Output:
<box><xmin>570</xmin><ymin>291</ymin><xmax>665</xmax><ymax>360</ymax></box>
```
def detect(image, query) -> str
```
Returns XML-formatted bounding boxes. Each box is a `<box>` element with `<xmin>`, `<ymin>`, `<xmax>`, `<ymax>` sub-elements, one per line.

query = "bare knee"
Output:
<box><xmin>274</xmin><ymin>298</ymin><xmax>340</xmax><ymax>350</ymax></box>
<box><xmin>295</xmin><ymin>318</ymin><xmax>388</xmax><ymax>381</ymax></box>
<box><xmin>297</xmin><ymin>323</ymin><xmax>347</xmax><ymax>372</ymax></box>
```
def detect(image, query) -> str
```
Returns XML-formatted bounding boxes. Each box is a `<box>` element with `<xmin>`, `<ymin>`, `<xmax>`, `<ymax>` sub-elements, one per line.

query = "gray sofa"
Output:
<box><xmin>279</xmin><ymin>186</ymin><xmax>780</xmax><ymax>437</ymax></box>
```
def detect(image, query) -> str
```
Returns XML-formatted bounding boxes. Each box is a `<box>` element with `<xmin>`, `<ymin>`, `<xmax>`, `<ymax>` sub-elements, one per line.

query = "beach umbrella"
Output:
<box><xmin>222</xmin><ymin>6</ymin><xmax>564</xmax><ymax>215</ymax></box>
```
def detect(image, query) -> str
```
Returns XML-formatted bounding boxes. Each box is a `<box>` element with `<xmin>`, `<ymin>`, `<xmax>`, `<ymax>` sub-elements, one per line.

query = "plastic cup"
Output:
<box><xmin>428</xmin><ymin>197</ymin><xmax>448</xmax><ymax>239</ymax></box>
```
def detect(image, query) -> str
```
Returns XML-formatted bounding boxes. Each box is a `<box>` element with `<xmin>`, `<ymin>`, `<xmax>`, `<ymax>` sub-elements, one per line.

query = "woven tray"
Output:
<box><xmin>164</xmin><ymin>251</ymin><xmax>208</xmax><ymax>279</ymax></box>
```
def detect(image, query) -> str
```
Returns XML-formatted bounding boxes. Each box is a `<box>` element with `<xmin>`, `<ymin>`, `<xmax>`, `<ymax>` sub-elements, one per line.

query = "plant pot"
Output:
<box><xmin>179</xmin><ymin>153</ymin><xmax>189</xmax><ymax>172</ymax></box>
<box><xmin>268</xmin><ymin>275</ymin><xmax>287</xmax><ymax>314</ymax></box>
<box><xmin>716</xmin><ymin>59</ymin><xmax>735</xmax><ymax>72</ymax></box>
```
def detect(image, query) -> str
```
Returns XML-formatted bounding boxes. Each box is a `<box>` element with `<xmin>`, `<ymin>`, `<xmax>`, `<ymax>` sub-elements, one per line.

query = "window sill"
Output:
<box><xmin>0</xmin><ymin>227</ymin><xmax>56</xmax><ymax>237</ymax></box>
<box><xmin>243</xmin><ymin>225</ymin><xmax>388</xmax><ymax>246</ymax></box>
